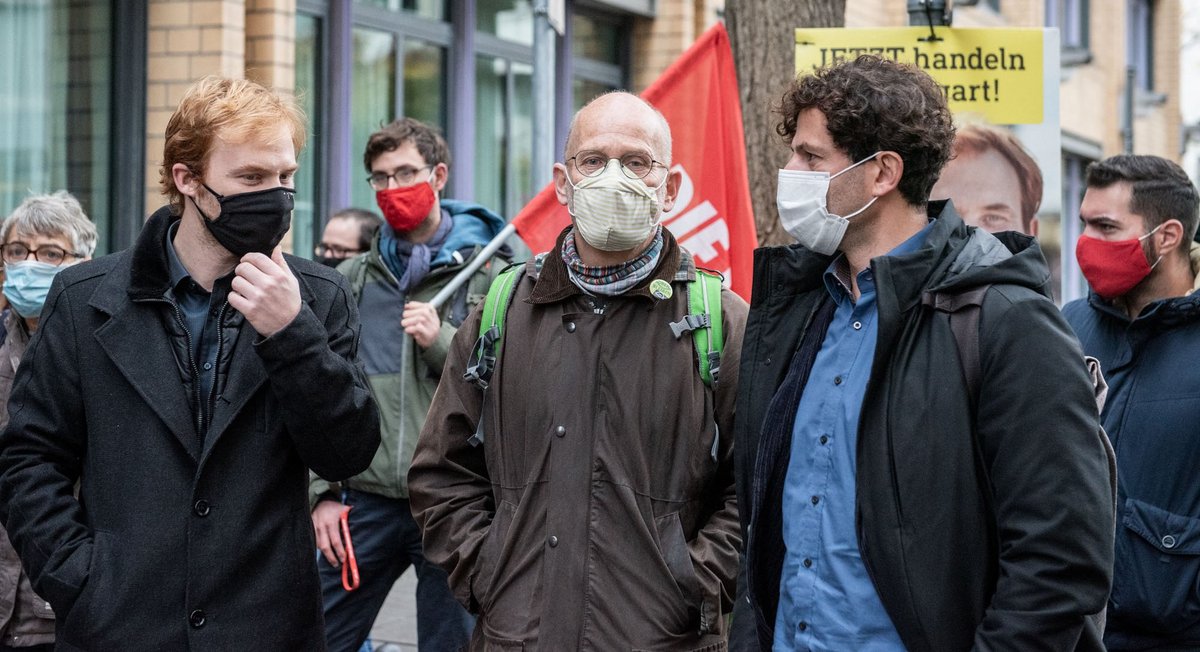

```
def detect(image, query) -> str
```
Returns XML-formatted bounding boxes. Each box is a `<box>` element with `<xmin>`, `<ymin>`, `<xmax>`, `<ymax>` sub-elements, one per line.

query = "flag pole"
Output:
<box><xmin>428</xmin><ymin>222</ymin><xmax>518</xmax><ymax>309</ymax></box>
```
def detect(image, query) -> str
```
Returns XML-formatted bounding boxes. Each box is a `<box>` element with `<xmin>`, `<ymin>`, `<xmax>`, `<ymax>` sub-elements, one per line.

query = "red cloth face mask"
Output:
<box><xmin>1075</xmin><ymin>226</ymin><xmax>1161</xmax><ymax>299</ymax></box>
<box><xmin>376</xmin><ymin>181</ymin><xmax>435</xmax><ymax>233</ymax></box>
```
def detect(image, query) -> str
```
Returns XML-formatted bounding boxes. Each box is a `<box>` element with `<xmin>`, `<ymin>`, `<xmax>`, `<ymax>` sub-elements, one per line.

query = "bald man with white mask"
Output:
<box><xmin>409</xmin><ymin>92</ymin><xmax>748</xmax><ymax>651</ymax></box>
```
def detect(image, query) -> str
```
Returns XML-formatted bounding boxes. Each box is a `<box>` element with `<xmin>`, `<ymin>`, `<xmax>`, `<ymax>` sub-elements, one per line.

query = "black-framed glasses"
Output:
<box><xmin>568</xmin><ymin>151</ymin><xmax>665</xmax><ymax>180</ymax></box>
<box><xmin>314</xmin><ymin>243</ymin><xmax>362</xmax><ymax>258</ymax></box>
<box><xmin>367</xmin><ymin>165</ymin><xmax>434</xmax><ymax>191</ymax></box>
<box><xmin>2</xmin><ymin>242</ymin><xmax>84</xmax><ymax>267</ymax></box>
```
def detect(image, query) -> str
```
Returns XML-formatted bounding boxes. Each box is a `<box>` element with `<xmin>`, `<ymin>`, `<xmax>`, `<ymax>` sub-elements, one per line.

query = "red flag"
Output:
<box><xmin>510</xmin><ymin>23</ymin><xmax>757</xmax><ymax>300</ymax></box>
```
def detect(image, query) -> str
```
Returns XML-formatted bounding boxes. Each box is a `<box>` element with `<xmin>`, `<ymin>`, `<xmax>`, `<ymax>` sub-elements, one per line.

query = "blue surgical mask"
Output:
<box><xmin>3</xmin><ymin>260</ymin><xmax>66</xmax><ymax>319</ymax></box>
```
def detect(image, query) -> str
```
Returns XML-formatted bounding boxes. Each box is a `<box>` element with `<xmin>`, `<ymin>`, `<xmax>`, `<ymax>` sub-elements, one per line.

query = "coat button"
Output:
<box><xmin>810</xmin><ymin>495</ymin><xmax>820</xmax><ymax>505</ymax></box>
<box><xmin>194</xmin><ymin>499</ymin><xmax>210</xmax><ymax>517</ymax></box>
<box><xmin>548</xmin><ymin>535</ymin><xmax>559</xmax><ymax>548</ymax></box>
<box><xmin>819</xmin><ymin>435</ymin><xmax>828</xmax><ymax>445</ymax></box>
<box><xmin>803</xmin><ymin>558</ymin><xmax>812</xmax><ymax>568</ymax></box>
<box><xmin>189</xmin><ymin>609</ymin><xmax>206</xmax><ymax>628</ymax></box>
<box><xmin>565</xmin><ymin>322</ymin><xmax>576</xmax><ymax>333</ymax></box>
<box><xmin>1162</xmin><ymin>535</ymin><xmax>1177</xmax><ymax>549</ymax></box>
<box><xmin>555</xmin><ymin>425</ymin><xmax>566</xmax><ymax>438</ymax></box>
<box><xmin>833</xmin><ymin>376</ymin><xmax>843</xmax><ymax>386</ymax></box>
<box><xmin>798</xmin><ymin>620</ymin><xmax>808</xmax><ymax>631</ymax></box>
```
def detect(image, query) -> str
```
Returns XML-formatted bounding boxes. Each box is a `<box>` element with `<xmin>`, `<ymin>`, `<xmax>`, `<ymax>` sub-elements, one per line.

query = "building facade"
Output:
<box><xmin>0</xmin><ymin>0</ymin><xmax>1180</xmax><ymax>282</ymax></box>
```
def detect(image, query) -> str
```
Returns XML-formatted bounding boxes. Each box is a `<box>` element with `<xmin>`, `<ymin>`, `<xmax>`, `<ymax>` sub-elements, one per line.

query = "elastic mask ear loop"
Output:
<box><xmin>1140</xmin><ymin>223</ymin><xmax>1166</xmax><ymax>270</ymax></box>
<box><xmin>830</xmin><ymin>151</ymin><xmax>882</xmax><ymax>180</ymax></box>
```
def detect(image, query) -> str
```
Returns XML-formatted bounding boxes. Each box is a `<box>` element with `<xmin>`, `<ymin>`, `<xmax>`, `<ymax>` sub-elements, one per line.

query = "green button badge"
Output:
<box><xmin>650</xmin><ymin>279</ymin><xmax>673</xmax><ymax>300</ymax></box>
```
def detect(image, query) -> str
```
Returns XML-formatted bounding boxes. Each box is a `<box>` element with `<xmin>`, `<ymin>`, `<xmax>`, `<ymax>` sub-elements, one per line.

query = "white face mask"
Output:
<box><xmin>567</xmin><ymin>159</ymin><xmax>667</xmax><ymax>252</ymax></box>
<box><xmin>776</xmin><ymin>152</ymin><xmax>881</xmax><ymax>255</ymax></box>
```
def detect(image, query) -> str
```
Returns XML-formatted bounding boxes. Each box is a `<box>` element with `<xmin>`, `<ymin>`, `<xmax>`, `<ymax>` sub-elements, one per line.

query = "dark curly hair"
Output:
<box><xmin>363</xmin><ymin>117</ymin><xmax>451</xmax><ymax>172</ymax></box>
<box><xmin>777</xmin><ymin>55</ymin><xmax>954</xmax><ymax>207</ymax></box>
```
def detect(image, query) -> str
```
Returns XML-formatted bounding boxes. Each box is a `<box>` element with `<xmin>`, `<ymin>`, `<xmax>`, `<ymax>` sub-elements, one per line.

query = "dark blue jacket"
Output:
<box><xmin>1064</xmin><ymin>280</ymin><xmax>1200</xmax><ymax>650</ymax></box>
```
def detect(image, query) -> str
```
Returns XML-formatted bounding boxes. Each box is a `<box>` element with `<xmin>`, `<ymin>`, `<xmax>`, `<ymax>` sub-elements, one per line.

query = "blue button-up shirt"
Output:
<box><xmin>774</xmin><ymin>222</ymin><xmax>933</xmax><ymax>651</ymax></box>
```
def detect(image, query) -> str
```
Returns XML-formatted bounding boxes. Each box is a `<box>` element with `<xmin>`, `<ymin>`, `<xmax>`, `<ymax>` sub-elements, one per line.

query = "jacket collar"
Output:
<box><xmin>527</xmin><ymin>226</ymin><xmax>689</xmax><ymax>305</ymax></box>
<box><xmin>751</xmin><ymin>200</ymin><xmax>969</xmax><ymax>313</ymax></box>
<box><xmin>102</xmin><ymin>205</ymin><xmax>319</xmax><ymax>312</ymax></box>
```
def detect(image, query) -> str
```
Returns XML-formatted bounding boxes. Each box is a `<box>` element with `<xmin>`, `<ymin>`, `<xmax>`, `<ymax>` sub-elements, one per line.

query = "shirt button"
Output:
<box><xmin>798</xmin><ymin>620</ymin><xmax>808</xmax><ymax>632</ymax></box>
<box><xmin>803</xmin><ymin>558</ymin><xmax>812</xmax><ymax>568</ymax></box>
<box><xmin>548</xmin><ymin>535</ymin><xmax>559</xmax><ymax>548</ymax></box>
<box><xmin>833</xmin><ymin>376</ymin><xmax>842</xmax><ymax>386</ymax></box>
<box><xmin>194</xmin><ymin>499</ymin><xmax>211</xmax><ymax>517</ymax></box>
<box><xmin>819</xmin><ymin>435</ymin><xmax>828</xmax><ymax>445</ymax></box>
<box><xmin>203</xmin><ymin>362</ymin><xmax>213</xmax><ymax>370</ymax></box>
<box><xmin>1162</xmin><ymin>535</ymin><xmax>1177</xmax><ymax>549</ymax></box>
<box><xmin>189</xmin><ymin>609</ymin><xmax>206</xmax><ymax>628</ymax></box>
<box><xmin>555</xmin><ymin>425</ymin><xmax>566</xmax><ymax>438</ymax></box>
<box><xmin>852</xmin><ymin>321</ymin><xmax>862</xmax><ymax>330</ymax></box>
<box><xmin>811</xmin><ymin>495</ymin><xmax>820</xmax><ymax>505</ymax></box>
<box><xmin>565</xmin><ymin>322</ymin><xmax>576</xmax><ymax>333</ymax></box>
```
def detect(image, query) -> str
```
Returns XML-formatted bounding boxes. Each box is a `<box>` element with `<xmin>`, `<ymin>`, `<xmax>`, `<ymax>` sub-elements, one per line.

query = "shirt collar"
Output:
<box><xmin>822</xmin><ymin>219</ymin><xmax>937</xmax><ymax>301</ymax></box>
<box><xmin>164</xmin><ymin>221</ymin><xmax>194</xmax><ymax>292</ymax></box>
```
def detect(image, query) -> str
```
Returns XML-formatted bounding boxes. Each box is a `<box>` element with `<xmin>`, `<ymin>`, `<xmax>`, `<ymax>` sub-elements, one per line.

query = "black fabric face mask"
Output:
<box><xmin>315</xmin><ymin>255</ymin><xmax>345</xmax><ymax>268</ymax></box>
<box><xmin>191</xmin><ymin>184</ymin><xmax>295</xmax><ymax>257</ymax></box>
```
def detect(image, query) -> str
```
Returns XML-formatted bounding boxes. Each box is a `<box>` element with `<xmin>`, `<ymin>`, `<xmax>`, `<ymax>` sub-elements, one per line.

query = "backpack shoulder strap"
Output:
<box><xmin>925</xmin><ymin>285</ymin><xmax>991</xmax><ymax>406</ymax></box>
<box><xmin>691</xmin><ymin>270</ymin><xmax>724</xmax><ymax>387</ymax></box>
<box><xmin>464</xmin><ymin>263</ymin><xmax>524</xmax><ymax>390</ymax></box>
<box><xmin>670</xmin><ymin>270</ymin><xmax>725</xmax><ymax>387</ymax></box>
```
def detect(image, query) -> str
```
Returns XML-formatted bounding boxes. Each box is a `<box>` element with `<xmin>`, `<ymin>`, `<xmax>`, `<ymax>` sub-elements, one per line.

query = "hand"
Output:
<box><xmin>311</xmin><ymin>499</ymin><xmax>348</xmax><ymax>567</ymax></box>
<box><xmin>229</xmin><ymin>246</ymin><xmax>301</xmax><ymax>338</ymax></box>
<box><xmin>402</xmin><ymin>301</ymin><xmax>441</xmax><ymax>349</ymax></box>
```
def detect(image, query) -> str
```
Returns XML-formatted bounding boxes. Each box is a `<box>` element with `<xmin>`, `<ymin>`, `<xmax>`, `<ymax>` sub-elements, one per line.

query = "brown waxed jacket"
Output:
<box><xmin>0</xmin><ymin>310</ymin><xmax>55</xmax><ymax>647</ymax></box>
<box><xmin>410</xmin><ymin>229</ymin><xmax>746</xmax><ymax>651</ymax></box>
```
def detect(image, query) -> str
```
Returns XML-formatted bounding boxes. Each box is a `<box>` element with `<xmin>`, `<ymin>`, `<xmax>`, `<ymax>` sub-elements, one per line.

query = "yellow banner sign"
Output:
<box><xmin>794</xmin><ymin>27</ymin><xmax>1044</xmax><ymax>124</ymax></box>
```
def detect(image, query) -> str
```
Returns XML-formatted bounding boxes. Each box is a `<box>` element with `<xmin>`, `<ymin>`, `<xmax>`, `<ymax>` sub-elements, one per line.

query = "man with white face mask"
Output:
<box><xmin>409</xmin><ymin>91</ymin><xmax>748</xmax><ymax>650</ymax></box>
<box><xmin>732</xmin><ymin>55</ymin><xmax>1114</xmax><ymax>651</ymax></box>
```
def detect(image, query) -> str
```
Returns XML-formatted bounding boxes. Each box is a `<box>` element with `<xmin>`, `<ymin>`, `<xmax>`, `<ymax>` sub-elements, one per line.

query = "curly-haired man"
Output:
<box><xmin>732</xmin><ymin>55</ymin><xmax>1115</xmax><ymax>651</ymax></box>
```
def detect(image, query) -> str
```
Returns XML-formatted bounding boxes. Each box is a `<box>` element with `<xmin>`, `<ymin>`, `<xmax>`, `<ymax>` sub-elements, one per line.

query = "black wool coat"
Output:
<box><xmin>0</xmin><ymin>208</ymin><xmax>380</xmax><ymax>651</ymax></box>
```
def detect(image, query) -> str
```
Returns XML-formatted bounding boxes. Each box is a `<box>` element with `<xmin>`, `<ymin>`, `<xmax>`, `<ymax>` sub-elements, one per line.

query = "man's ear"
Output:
<box><xmin>659</xmin><ymin>167</ymin><xmax>683</xmax><ymax>213</ymax></box>
<box><xmin>870</xmin><ymin>151</ymin><xmax>904</xmax><ymax>198</ymax></box>
<box><xmin>1155</xmin><ymin>218</ymin><xmax>1185</xmax><ymax>255</ymax></box>
<box><xmin>172</xmin><ymin>163</ymin><xmax>200</xmax><ymax>199</ymax></box>
<box><xmin>431</xmin><ymin>162</ymin><xmax>449</xmax><ymax>193</ymax></box>
<box><xmin>553</xmin><ymin>163</ymin><xmax>571</xmax><ymax>206</ymax></box>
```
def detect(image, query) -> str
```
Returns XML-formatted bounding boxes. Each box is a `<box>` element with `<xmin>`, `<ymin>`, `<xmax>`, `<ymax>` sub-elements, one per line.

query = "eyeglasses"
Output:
<box><xmin>568</xmin><ymin>151</ymin><xmax>665</xmax><ymax>180</ymax></box>
<box><xmin>2</xmin><ymin>242</ymin><xmax>84</xmax><ymax>267</ymax></box>
<box><xmin>367</xmin><ymin>165</ymin><xmax>434</xmax><ymax>191</ymax></box>
<box><xmin>315</xmin><ymin>243</ymin><xmax>362</xmax><ymax>258</ymax></box>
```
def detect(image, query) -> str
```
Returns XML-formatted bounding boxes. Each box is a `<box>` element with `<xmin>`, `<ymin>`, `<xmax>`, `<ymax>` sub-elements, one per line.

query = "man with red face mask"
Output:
<box><xmin>1063</xmin><ymin>154</ymin><xmax>1200</xmax><ymax>651</ymax></box>
<box><xmin>309</xmin><ymin>117</ymin><xmax>508</xmax><ymax>652</ymax></box>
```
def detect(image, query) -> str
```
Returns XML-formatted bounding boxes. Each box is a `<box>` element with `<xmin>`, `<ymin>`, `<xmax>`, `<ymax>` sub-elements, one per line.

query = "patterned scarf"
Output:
<box><xmin>561</xmin><ymin>225</ymin><xmax>664</xmax><ymax>296</ymax></box>
<box><xmin>379</xmin><ymin>212</ymin><xmax>454</xmax><ymax>293</ymax></box>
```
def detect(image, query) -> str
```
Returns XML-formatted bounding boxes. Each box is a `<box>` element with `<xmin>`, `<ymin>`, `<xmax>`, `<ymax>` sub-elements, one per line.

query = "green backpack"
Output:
<box><xmin>462</xmin><ymin>262</ymin><xmax>725</xmax><ymax>446</ymax></box>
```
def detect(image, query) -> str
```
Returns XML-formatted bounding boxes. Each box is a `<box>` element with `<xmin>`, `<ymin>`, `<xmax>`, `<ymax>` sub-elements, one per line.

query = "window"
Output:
<box><xmin>295</xmin><ymin>1</ymin><xmax>630</xmax><ymax>234</ymax></box>
<box><xmin>1046</xmin><ymin>0</ymin><xmax>1089</xmax><ymax>59</ymax></box>
<box><xmin>294</xmin><ymin>13</ymin><xmax>323</xmax><ymax>262</ymax></box>
<box><xmin>1060</xmin><ymin>149</ymin><xmax>1099</xmax><ymax>302</ymax></box>
<box><xmin>570</xmin><ymin>10</ymin><xmax>625</xmax><ymax>110</ymax></box>
<box><xmin>1128</xmin><ymin>0</ymin><xmax>1154</xmax><ymax>91</ymax></box>
<box><xmin>0</xmin><ymin>1</ymin><xmax>113</xmax><ymax>249</ymax></box>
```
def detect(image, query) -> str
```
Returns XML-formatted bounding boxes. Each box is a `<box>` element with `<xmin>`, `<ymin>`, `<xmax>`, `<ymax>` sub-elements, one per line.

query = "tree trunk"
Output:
<box><xmin>726</xmin><ymin>0</ymin><xmax>846</xmax><ymax>246</ymax></box>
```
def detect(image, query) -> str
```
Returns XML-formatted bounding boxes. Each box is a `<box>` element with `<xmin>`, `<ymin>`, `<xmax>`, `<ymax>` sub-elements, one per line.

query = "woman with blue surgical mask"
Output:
<box><xmin>0</xmin><ymin>190</ymin><xmax>97</xmax><ymax>650</ymax></box>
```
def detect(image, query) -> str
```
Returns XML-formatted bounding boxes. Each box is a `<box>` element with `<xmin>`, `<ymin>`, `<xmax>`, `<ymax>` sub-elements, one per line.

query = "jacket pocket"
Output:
<box><xmin>633</xmin><ymin>641</ymin><xmax>727</xmax><ymax>652</ymax></box>
<box><xmin>472</xmin><ymin>500</ymin><xmax>516</xmax><ymax>612</ymax></box>
<box><xmin>58</xmin><ymin>531</ymin><xmax>112</xmax><ymax>643</ymax></box>
<box><xmin>482</xmin><ymin>633</ymin><xmax>524</xmax><ymax>651</ymax></box>
<box><xmin>1110</xmin><ymin>497</ymin><xmax>1200</xmax><ymax>631</ymax></box>
<box><xmin>655</xmin><ymin>512</ymin><xmax>702</xmax><ymax>610</ymax></box>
